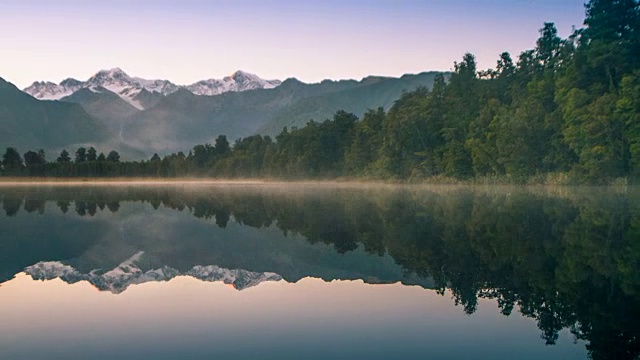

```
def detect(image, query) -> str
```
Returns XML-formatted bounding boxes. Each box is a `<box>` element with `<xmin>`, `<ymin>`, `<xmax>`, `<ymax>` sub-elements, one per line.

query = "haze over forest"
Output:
<box><xmin>1</xmin><ymin>0</ymin><xmax>639</xmax><ymax>184</ymax></box>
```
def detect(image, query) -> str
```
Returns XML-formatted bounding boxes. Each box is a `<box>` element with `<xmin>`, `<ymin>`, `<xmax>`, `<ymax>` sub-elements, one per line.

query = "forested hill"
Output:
<box><xmin>2</xmin><ymin>0</ymin><xmax>640</xmax><ymax>184</ymax></box>
<box><xmin>0</xmin><ymin>77</ymin><xmax>109</xmax><ymax>151</ymax></box>
<box><xmin>121</xmin><ymin>71</ymin><xmax>442</xmax><ymax>155</ymax></box>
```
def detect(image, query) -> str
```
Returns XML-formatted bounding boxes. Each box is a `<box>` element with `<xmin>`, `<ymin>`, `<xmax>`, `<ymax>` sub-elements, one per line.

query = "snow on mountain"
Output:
<box><xmin>185</xmin><ymin>70</ymin><xmax>282</xmax><ymax>96</ymax></box>
<box><xmin>24</xmin><ymin>251</ymin><xmax>283</xmax><ymax>294</ymax></box>
<box><xmin>188</xmin><ymin>265</ymin><xmax>282</xmax><ymax>290</ymax></box>
<box><xmin>22</xmin><ymin>68</ymin><xmax>167</xmax><ymax>109</ymax></box>
<box><xmin>23</xmin><ymin>80</ymin><xmax>80</xmax><ymax>100</ymax></box>
<box><xmin>133</xmin><ymin>77</ymin><xmax>181</xmax><ymax>95</ymax></box>
<box><xmin>23</xmin><ymin>69</ymin><xmax>282</xmax><ymax>108</ymax></box>
<box><xmin>60</xmin><ymin>78</ymin><xmax>84</xmax><ymax>88</ymax></box>
<box><xmin>83</xmin><ymin>68</ymin><xmax>147</xmax><ymax>109</ymax></box>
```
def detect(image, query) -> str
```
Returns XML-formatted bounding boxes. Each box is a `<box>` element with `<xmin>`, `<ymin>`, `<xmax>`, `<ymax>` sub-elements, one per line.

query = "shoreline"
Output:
<box><xmin>0</xmin><ymin>177</ymin><xmax>269</xmax><ymax>186</ymax></box>
<box><xmin>0</xmin><ymin>177</ymin><xmax>634</xmax><ymax>189</ymax></box>
<box><xmin>0</xmin><ymin>177</ymin><xmax>403</xmax><ymax>188</ymax></box>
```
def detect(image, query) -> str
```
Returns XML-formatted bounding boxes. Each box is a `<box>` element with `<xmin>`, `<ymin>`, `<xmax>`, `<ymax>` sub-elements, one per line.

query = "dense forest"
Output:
<box><xmin>2</xmin><ymin>0</ymin><xmax>639</xmax><ymax>184</ymax></box>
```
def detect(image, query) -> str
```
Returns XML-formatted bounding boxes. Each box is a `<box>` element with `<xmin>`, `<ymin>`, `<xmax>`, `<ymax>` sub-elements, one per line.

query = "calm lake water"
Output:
<box><xmin>0</xmin><ymin>183</ymin><xmax>638</xmax><ymax>360</ymax></box>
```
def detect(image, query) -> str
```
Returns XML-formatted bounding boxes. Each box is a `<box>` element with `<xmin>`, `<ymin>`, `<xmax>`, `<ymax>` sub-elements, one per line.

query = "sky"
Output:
<box><xmin>1</xmin><ymin>0</ymin><xmax>587</xmax><ymax>89</ymax></box>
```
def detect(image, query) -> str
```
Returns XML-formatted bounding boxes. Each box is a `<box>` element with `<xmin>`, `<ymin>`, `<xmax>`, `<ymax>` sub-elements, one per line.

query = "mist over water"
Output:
<box><xmin>0</xmin><ymin>183</ymin><xmax>637</xmax><ymax>359</ymax></box>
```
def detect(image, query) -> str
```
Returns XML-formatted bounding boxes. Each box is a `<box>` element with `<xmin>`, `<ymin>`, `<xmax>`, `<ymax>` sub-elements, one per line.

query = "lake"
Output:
<box><xmin>0</xmin><ymin>183</ymin><xmax>637</xmax><ymax>360</ymax></box>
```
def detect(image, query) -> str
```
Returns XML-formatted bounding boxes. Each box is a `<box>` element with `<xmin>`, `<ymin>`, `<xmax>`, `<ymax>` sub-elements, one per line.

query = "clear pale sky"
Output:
<box><xmin>1</xmin><ymin>0</ymin><xmax>587</xmax><ymax>88</ymax></box>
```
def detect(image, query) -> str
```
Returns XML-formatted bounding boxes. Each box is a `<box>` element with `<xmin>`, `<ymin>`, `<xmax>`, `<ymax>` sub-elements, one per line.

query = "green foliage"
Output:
<box><xmin>536</xmin><ymin>23</ymin><xmax>561</xmax><ymax>65</ymax></box>
<box><xmin>214</xmin><ymin>135</ymin><xmax>231</xmax><ymax>156</ymax></box>
<box><xmin>75</xmin><ymin>147</ymin><xmax>87</xmax><ymax>163</ymax></box>
<box><xmin>1</xmin><ymin>1</ymin><xmax>638</xmax><ymax>183</ymax></box>
<box><xmin>561</xmin><ymin>90</ymin><xmax>627</xmax><ymax>181</ymax></box>
<box><xmin>583</xmin><ymin>0</ymin><xmax>640</xmax><ymax>90</ymax></box>
<box><xmin>57</xmin><ymin>150</ymin><xmax>71</xmax><ymax>164</ymax></box>
<box><xmin>23</xmin><ymin>149</ymin><xmax>46</xmax><ymax>176</ymax></box>
<box><xmin>344</xmin><ymin>107</ymin><xmax>385</xmax><ymax>175</ymax></box>
<box><xmin>2</xmin><ymin>147</ymin><xmax>23</xmax><ymax>174</ymax></box>
<box><xmin>106</xmin><ymin>151</ymin><xmax>120</xmax><ymax>162</ymax></box>
<box><xmin>87</xmin><ymin>147</ymin><xmax>97</xmax><ymax>162</ymax></box>
<box><xmin>618</xmin><ymin>71</ymin><xmax>640</xmax><ymax>177</ymax></box>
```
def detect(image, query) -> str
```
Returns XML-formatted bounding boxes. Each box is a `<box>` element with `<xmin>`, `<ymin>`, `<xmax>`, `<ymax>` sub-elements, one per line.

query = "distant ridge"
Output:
<box><xmin>1</xmin><ymin>70</ymin><xmax>447</xmax><ymax>157</ymax></box>
<box><xmin>23</xmin><ymin>68</ymin><xmax>282</xmax><ymax>109</ymax></box>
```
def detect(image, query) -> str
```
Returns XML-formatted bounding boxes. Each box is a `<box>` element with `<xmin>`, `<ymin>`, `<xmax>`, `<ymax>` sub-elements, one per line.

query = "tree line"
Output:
<box><xmin>2</xmin><ymin>0</ymin><xmax>639</xmax><ymax>183</ymax></box>
<box><xmin>0</xmin><ymin>146</ymin><xmax>123</xmax><ymax>177</ymax></box>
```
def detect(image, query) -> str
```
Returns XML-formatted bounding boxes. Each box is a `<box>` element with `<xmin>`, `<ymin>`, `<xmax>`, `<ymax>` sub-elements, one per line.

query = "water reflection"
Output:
<box><xmin>0</xmin><ymin>184</ymin><xmax>638</xmax><ymax>359</ymax></box>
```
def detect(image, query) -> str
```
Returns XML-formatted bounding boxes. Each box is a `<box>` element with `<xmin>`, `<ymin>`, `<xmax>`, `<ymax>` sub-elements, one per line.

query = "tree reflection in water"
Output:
<box><xmin>0</xmin><ymin>185</ymin><xmax>638</xmax><ymax>359</ymax></box>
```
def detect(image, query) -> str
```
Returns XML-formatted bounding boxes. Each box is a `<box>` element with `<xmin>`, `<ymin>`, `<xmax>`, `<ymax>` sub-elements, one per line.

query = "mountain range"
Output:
<box><xmin>2</xmin><ymin>68</ymin><xmax>444</xmax><ymax>157</ymax></box>
<box><xmin>25</xmin><ymin>252</ymin><xmax>283</xmax><ymax>293</ymax></box>
<box><xmin>23</xmin><ymin>68</ymin><xmax>281</xmax><ymax>109</ymax></box>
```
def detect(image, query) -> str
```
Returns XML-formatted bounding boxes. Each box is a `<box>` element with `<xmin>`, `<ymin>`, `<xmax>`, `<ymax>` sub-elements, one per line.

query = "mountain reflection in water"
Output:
<box><xmin>0</xmin><ymin>184</ymin><xmax>638</xmax><ymax>360</ymax></box>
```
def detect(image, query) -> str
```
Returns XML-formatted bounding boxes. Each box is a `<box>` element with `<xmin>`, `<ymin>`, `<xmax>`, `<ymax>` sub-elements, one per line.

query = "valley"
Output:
<box><xmin>2</xmin><ymin>69</ymin><xmax>442</xmax><ymax>157</ymax></box>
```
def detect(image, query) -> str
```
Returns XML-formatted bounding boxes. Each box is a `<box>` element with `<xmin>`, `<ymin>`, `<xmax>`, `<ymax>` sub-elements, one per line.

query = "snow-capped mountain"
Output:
<box><xmin>185</xmin><ymin>70</ymin><xmax>282</xmax><ymax>96</ymax></box>
<box><xmin>83</xmin><ymin>68</ymin><xmax>154</xmax><ymax>109</ymax></box>
<box><xmin>134</xmin><ymin>77</ymin><xmax>181</xmax><ymax>95</ymax></box>
<box><xmin>23</xmin><ymin>68</ymin><xmax>178</xmax><ymax>110</ymax></box>
<box><xmin>24</xmin><ymin>80</ymin><xmax>82</xmax><ymax>100</ymax></box>
<box><xmin>23</xmin><ymin>68</ymin><xmax>282</xmax><ymax>109</ymax></box>
<box><xmin>24</xmin><ymin>251</ymin><xmax>283</xmax><ymax>294</ymax></box>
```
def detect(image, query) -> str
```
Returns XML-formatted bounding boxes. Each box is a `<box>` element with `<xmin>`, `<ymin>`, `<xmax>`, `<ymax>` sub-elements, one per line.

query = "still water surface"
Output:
<box><xmin>0</xmin><ymin>183</ymin><xmax>637</xmax><ymax>359</ymax></box>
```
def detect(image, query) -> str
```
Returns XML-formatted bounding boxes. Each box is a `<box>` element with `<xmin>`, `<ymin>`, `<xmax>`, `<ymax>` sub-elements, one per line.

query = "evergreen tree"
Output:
<box><xmin>75</xmin><ymin>147</ymin><xmax>87</xmax><ymax>163</ymax></box>
<box><xmin>87</xmin><ymin>147</ymin><xmax>97</xmax><ymax>162</ymax></box>
<box><xmin>214</xmin><ymin>135</ymin><xmax>231</xmax><ymax>156</ymax></box>
<box><xmin>2</xmin><ymin>147</ymin><xmax>23</xmax><ymax>173</ymax></box>
<box><xmin>106</xmin><ymin>150</ymin><xmax>120</xmax><ymax>162</ymax></box>
<box><xmin>57</xmin><ymin>149</ymin><xmax>71</xmax><ymax>163</ymax></box>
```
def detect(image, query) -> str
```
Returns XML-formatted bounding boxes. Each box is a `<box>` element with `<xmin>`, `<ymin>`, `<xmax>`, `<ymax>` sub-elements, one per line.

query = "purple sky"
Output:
<box><xmin>1</xmin><ymin>0</ymin><xmax>587</xmax><ymax>88</ymax></box>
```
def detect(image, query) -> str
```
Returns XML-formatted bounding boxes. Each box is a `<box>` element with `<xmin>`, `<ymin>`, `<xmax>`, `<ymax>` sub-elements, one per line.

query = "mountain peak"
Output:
<box><xmin>22</xmin><ymin>68</ymin><xmax>283</xmax><ymax>101</ymax></box>
<box><xmin>22</xmin><ymin>79</ymin><xmax>79</xmax><ymax>100</ymax></box>
<box><xmin>30</xmin><ymin>80</ymin><xmax>49</xmax><ymax>86</ymax></box>
<box><xmin>280</xmin><ymin>77</ymin><xmax>304</xmax><ymax>87</ymax></box>
<box><xmin>223</xmin><ymin>70</ymin><xmax>251</xmax><ymax>82</ymax></box>
<box><xmin>228</xmin><ymin>70</ymin><xmax>257</xmax><ymax>81</ymax></box>
<box><xmin>185</xmin><ymin>70</ymin><xmax>282</xmax><ymax>96</ymax></box>
<box><xmin>231</xmin><ymin>69</ymin><xmax>250</xmax><ymax>76</ymax></box>
<box><xmin>101</xmin><ymin>67</ymin><xmax>126</xmax><ymax>75</ymax></box>
<box><xmin>90</xmin><ymin>67</ymin><xmax>132</xmax><ymax>81</ymax></box>
<box><xmin>60</xmin><ymin>78</ymin><xmax>83</xmax><ymax>87</ymax></box>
